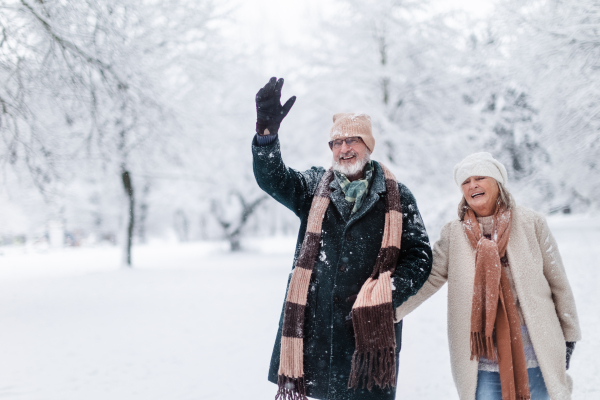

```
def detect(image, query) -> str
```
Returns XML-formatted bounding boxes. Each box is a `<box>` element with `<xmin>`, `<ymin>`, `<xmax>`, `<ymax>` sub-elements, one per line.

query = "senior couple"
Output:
<box><xmin>252</xmin><ymin>78</ymin><xmax>581</xmax><ymax>400</ymax></box>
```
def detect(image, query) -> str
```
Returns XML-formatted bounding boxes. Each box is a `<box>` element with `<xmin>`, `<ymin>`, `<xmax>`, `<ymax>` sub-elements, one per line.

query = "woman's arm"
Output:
<box><xmin>394</xmin><ymin>222</ymin><xmax>451</xmax><ymax>322</ymax></box>
<box><xmin>536</xmin><ymin>215</ymin><xmax>582</xmax><ymax>342</ymax></box>
<box><xmin>390</xmin><ymin>184</ymin><xmax>433</xmax><ymax>308</ymax></box>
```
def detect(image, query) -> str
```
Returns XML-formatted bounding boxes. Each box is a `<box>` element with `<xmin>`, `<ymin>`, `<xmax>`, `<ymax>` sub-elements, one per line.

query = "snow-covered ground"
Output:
<box><xmin>0</xmin><ymin>216</ymin><xmax>598</xmax><ymax>399</ymax></box>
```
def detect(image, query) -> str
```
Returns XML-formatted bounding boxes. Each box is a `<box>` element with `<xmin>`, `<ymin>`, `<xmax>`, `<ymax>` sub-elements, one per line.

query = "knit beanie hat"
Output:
<box><xmin>453</xmin><ymin>152</ymin><xmax>508</xmax><ymax>187</ymax></box>
<box><xmin>330</xmin><ymin>113</ymin><xmax>375</xmax><ymax>153</ymax></box>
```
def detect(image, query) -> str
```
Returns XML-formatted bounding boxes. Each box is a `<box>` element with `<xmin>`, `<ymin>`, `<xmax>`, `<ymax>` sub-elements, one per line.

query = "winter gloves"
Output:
<box><xmin>255</xmin><ymin>77</ymin><xmax>296</xmax><ymax>136</ymax></box>
<box><xmin>566</xmin><ymin>341</ymin><xmax>576</xmax><ymax>370</ymax></box>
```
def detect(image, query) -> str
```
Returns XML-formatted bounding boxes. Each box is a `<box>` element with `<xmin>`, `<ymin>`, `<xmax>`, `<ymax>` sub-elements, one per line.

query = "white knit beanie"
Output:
<box><xmin>453</xmin><ymin>152</ymin><xmax>508</xmax><ymax>187</ymax></box>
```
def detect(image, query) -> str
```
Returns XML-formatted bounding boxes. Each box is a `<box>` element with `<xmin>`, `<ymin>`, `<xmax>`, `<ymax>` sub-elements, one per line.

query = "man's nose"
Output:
<box><xmin>340</xmin><ymin>141</ymin><xmax>351</xmax><ymax>152</ymax></box>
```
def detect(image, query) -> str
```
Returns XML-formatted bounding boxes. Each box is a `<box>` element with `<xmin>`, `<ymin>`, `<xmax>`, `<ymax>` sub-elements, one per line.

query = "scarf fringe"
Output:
<box><xmin>348</xmin><ymin>347</ymin><xmax>396</xmax><ymax>391</ymax></box>
<box><xmin>276</xmin><ymin>375</ymin><xmax>307</xmax><ymax>400</ymax></box>
<box><xmin>470</xmin><ymin>332</ymin><xmax>497</xmax><ymax>362</ymax></box>
<box><xmin>518</xmin><ymin>395</ymin><xmax>531</xmax><ymax>400</ymax></box>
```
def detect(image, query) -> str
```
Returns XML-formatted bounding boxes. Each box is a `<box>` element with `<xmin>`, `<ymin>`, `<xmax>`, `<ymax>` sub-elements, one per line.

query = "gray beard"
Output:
<box><xmin>332</xmin><ymin>152</ymin><xmax>370</xmax><ymax>177</ymax></box>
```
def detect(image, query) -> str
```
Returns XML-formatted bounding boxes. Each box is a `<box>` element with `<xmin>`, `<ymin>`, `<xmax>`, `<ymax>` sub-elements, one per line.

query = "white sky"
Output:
<box><xmin>231</xmin><ymin>0</ymin><xmax>497</xmax><ymax>46</ymax></box>
<box><xmin>226</xmin><ymin>0</ymin><xmax>498</xmax><ymax>79</ymax></box>
<box><xmin>432</xmin><ymin>0</ymin><xmax>496</xmax><ymax>17</ymax></box>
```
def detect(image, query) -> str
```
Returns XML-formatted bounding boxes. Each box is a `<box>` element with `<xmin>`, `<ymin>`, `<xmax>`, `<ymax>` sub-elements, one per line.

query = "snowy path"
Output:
<box><xmin>0</xmin><ymin>217</ymin><xmax>598</xmax><ymax>399</ymax></box>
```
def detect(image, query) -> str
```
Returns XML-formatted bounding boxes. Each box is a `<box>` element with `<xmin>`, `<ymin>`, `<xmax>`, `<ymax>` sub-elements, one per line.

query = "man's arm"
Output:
<box><xmin>391</xmin><ymin>183</ymin><xmax>434</xmax><ymax>309</ymax></box>
<box><xmin>252</xmin><ymin>136</ymin><xmax>324</xmax><ymax>217</ymax></box>
<box><xmin>251</xmin><ymin>77</ymin><xmax>325</xmax><ymax>216</ymax></box>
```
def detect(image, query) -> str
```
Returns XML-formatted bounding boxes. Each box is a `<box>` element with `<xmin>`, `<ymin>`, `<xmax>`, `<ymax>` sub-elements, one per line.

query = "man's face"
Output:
<box><xmin>331</xmin><ymin>136</ymin><xmax>370</xmax><ymax>177</ymax></box>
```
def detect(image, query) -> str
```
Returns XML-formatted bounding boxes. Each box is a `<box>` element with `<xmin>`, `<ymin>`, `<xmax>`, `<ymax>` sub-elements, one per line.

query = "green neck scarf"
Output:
<box><xmin>334</xmin><ymin>161</ymin><xmax>374</xmax><ymax>214</ymax></box>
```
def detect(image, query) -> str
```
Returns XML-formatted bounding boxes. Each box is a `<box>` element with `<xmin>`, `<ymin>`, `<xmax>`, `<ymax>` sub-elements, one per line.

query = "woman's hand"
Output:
<box><xmin>566</xmin><ymin>341</ymin><xmax>576</xmax><ymax>370</ymax></box>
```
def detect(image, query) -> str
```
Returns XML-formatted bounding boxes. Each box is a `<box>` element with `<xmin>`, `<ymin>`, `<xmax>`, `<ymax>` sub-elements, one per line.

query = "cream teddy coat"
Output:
<box><xmin>394</xmin><ymin>205</ymin><xmax>581</xmax><ymax>400</ymax></box>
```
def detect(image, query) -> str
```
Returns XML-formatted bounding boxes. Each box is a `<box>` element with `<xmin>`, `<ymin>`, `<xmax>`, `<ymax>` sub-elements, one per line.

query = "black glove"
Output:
<box><xmin>255</xmin><ymin>77</ymin><xmax>296</xmax><ymax>136</ymax></box>
<box><xmin>566</xmin><ymin>341</ymin><xmax>576</xmax><ymax>370</ymax></box>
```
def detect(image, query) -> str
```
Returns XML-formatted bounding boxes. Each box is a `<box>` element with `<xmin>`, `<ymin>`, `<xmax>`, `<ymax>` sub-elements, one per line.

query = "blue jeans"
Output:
<box><xmin>475</xmin><ymin>367</ymin><xmax>549</xmax><ymax>400</ymax></box>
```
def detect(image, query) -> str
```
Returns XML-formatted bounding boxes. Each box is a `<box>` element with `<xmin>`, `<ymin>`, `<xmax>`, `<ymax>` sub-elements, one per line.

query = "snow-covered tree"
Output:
<box><xmin>0</xmin><ymin>0</ymin><xmax>223</xmax><ymax>263</ymax></box>
<box><xmin>412</xmin><ymin>0</ymin><xmax>600</xmax><ymax>215</ymax></box>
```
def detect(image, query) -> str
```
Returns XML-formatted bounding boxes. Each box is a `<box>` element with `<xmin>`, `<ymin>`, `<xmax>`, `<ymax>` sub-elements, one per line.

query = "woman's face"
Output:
<box><xmin>461</xmin><ymin>176</ymin><xmax>500</xmax><ymax>217</ymax></box>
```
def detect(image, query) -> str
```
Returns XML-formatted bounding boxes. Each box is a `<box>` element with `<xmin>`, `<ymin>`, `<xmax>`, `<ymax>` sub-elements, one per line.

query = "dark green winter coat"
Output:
<box><xmin>252</xmin><ymin>136</ymin><xmax>432</xmax><ymax>400</ymax></box>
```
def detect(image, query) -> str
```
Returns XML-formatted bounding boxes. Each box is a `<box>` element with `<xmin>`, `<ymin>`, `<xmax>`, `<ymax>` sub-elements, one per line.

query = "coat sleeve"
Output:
<box><xmin>252</xmin><ymin>136</ymin><xmax>325</xmax><ymax>217</ymax></box>
<box><xmin>390</xmin><ymin>184</ymin><xmax>433</xmax><ymax>309</ymax></box>
<box><xmin>536</xmin><ymin>215</ymin><xmax>582</xmax><ymax>342</ymax></box>
<box><xmin>394</xmin><ymin>221</ymin><xmax>451</xmax><ymax>322</ymax></box>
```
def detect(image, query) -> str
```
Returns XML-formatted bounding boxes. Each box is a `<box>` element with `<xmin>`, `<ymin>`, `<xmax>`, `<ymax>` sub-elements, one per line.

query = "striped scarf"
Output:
<box><xmin>276</xmin><ymin>163</ymin><xmax>402</xmax><ymax>400</ymax></box>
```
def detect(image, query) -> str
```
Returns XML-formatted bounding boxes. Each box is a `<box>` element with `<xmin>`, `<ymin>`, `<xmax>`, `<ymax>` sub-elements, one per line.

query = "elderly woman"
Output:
<box><xmin>395</xmin><ymin>153</ymin><xmax>581</xmax><ymax>400</ymax></box>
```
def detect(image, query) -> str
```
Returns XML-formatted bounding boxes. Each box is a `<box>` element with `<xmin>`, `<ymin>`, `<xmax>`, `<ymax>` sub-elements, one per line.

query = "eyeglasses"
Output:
<box><xmin>328</xmin><ymin>137</ymin><xmax>363</xmax><ymax>150</ymax></box>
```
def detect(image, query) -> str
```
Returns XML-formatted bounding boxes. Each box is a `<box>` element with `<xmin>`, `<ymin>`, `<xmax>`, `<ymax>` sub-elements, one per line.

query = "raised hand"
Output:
<box><xmin>255</xmin><ymin>77</ymin><xmax>296</xmax><ymax>136</ymax></box>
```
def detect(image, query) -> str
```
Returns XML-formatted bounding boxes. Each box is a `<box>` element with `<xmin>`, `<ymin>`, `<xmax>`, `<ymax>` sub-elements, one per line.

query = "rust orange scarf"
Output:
<box><xmin>463</xmin><ymin>205</ymin><xmax>530</xmax><ymax>400</ymax></box>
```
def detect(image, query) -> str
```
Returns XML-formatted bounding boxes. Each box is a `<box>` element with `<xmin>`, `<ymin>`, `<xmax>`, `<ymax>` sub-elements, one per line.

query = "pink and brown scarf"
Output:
<box><xmin>463</xmin><ymin>205</ymin><xmax>530</xmax><ymax>400</ymax></box>
<box><xmin>276</xmin><ymin>163</ymin><xmax>402</xmax><ymax>400</ymax></box>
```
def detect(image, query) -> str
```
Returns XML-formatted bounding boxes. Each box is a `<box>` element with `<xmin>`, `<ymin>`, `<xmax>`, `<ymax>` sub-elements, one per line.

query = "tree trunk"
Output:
<box><xmin>211</xmin><ymin>193</ymin><xmax>268</xmax><ymax>252</ymax></box>
<box><xmin>379</xmin><ymin>34</ymin><xmax>389</xmax><ymax>105</ymax></box>
<box><xmin>137</xmin><ymin>181</ymin><xmax>150</xmax><ymax>244</ymax></box>
<box><xmin>174</xmin><ymin>209</ymin><xmax>189</xmax><ymax>242</ymax></box>
<box><xmin>229</xmin><ymin>233</ymin><xmax>241</xmax><ymax>252</ymax></box>
<box><xmin>121</xmin><ymin>166</ymin><xmax>135</xmax><ymax>266</ymax></box>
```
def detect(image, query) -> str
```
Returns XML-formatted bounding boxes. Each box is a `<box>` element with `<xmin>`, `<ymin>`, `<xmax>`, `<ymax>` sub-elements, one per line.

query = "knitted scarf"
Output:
<box><xmin>276</xmin><ymin>163</ymin><xmax>402</xmax><ymax>400</ymax></box>
<box><xmin>463</xmin><ymin>205</ymin><xmax>531</xmax><ymax>400</ymax></box>
<box><xmin>334</xmin><ymin>161</ymin><xmax>374</xmax><ymax>214</ymax></box>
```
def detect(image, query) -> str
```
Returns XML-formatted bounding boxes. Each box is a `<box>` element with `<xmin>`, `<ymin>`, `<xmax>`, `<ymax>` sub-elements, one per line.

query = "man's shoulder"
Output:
<box><xmin>394</xmin><ymin>179</ymin><xmax>418</xmax><ymax>207</ymax></box>
<box><xmin>371</xmin><ymin>161</ymin><xmax>413</xmax><ymax>195</ymax></box>
<box><xmin>302</xmin><ymin>166</ymin><xmax>328</xmax><ymax>185</ymax></box>
<box><xmin>396</xmin><ymin>181</ymin><xmax>414</xmax><ymax>197</ymax></box>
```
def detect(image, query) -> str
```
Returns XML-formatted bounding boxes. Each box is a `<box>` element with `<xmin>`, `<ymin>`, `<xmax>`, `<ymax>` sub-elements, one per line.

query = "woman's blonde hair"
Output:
<box><xmin>458</xmin><ymin>181</ymin><xmax>514</xmax><ymax>221</ymax></box>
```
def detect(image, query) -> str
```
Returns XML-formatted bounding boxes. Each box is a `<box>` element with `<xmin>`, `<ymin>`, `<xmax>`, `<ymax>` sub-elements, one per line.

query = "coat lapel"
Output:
<box><xmin>328</xmin><ymin>161</ymin><xmax>387</xmax><ymax>225</ymax></box>
<box><xmin>504</xmin><ymin>211</ymin><xmax>535</xmax><ymax>303</ymax></box>
<box><xmin>347</xmin><ymin>161</ymin><xmax>387</xmax><ymax>228</ymax></box>
<box><xmin>329</xmin><ymin>177</ymin><xmax>352</xmax><ymax>222</ymax></box>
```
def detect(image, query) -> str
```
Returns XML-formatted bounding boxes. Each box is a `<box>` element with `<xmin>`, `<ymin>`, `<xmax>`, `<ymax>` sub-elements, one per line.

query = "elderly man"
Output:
<box><xmin>252</xmin><ymin>77</ymin><xmax>432</xmax><ymax>400</ymax></box>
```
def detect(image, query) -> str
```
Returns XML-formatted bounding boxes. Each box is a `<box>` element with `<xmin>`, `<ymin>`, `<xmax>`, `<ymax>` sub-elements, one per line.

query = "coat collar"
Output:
<box><xmin>328</xmin><ymin>161</ymin><xmax>387</xmax><ymax>225</ymax></box>
<box><xmin>328</xmin><ymin>176</ymin><xmax>351</xmax><ymax>221</ymax></box>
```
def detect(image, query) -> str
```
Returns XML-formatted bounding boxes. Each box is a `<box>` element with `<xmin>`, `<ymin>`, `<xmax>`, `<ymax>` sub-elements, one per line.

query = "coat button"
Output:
<box><xmin>334</xmin><ymin>295</ymin><xmax>341</xmax><ymax>303</ymax></box>
<box><xmin>339</xmin><ymin>265</ymin><xmax>347</xmax><ymax>272</ymax></box>
<box><xmin>345</xmin><ymin>233</ymin><xmax>353</xmax><ymax>241</ymax></box>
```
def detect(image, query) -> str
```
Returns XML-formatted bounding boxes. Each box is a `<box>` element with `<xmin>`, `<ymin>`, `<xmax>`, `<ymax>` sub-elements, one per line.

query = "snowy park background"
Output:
<box><xmin>1</xmin><ymin>216</ymin><xmax>599</xmax><ymax>399</ymax></box>
<box><xmin>1</xmin><ymin>0</ymin><xmax>599</xmax><ymax>399</ymax></box>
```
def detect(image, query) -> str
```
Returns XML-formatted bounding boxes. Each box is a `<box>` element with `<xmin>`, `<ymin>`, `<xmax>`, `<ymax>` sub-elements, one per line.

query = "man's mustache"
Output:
<box><xmin>338</xmin><ymin>151</ymin><xmax>358</xmax><ymax>160</ymax></box>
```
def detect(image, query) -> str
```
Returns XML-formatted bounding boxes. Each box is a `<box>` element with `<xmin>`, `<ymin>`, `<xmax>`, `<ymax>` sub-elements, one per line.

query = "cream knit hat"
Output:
<box><xmin>330</xmin><ymin>113</ymin><xmax>375</xmax><ymax>153</ymax></box>
<box><xmin>453</xmin><ymin>152</ymin><xmax>508</xmax><ymax>187</ymax></box>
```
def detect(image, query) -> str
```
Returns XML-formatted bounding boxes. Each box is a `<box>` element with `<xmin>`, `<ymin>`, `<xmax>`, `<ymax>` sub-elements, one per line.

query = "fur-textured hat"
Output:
<box><xmin>330</xmin><ymin>113</ymin><xmax>375</xmax><ymax>153</ymax></box>
<box><xmin>454</xmin><ymin>152</ymin><xmax>508</xmax><ymax>187</ymax></box>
